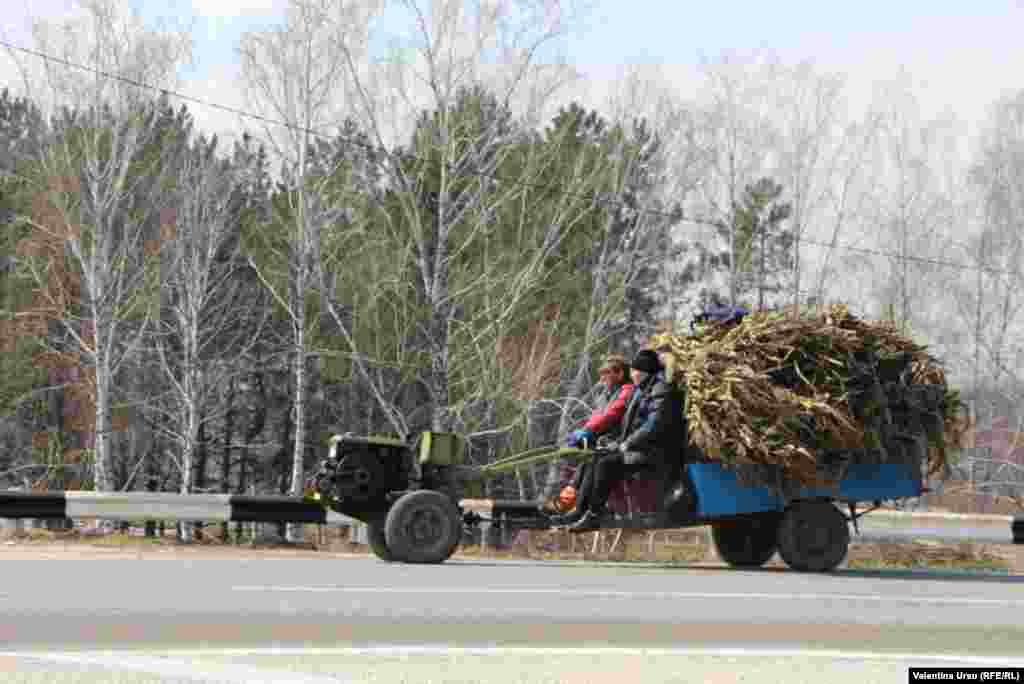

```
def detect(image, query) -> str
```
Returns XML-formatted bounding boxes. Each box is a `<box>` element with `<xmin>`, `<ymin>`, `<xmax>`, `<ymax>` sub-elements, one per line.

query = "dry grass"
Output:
<box><xmin>460</xmin><ymin>528</ymin><xmax>713</xmax><ymax>564</ymax></box>
<box><xmin>471</xmin><ymin>528</ymin><xmax>1017</xmax><ymax>573</ymax></box>
<box><xmin>845</xmin><ymin>540</ymin><xmax>1011</xmax><ymax>572</ymax></box>
<box><xmin>0</xmin><ymin>523</ymin><xmax>353</xmax><ymax>553</ymax></box>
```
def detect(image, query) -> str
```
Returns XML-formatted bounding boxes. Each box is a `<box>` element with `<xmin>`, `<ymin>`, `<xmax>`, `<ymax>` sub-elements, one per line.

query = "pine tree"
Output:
<box><xmin>695</xmin><ymin>177</ymin><xmax>794</xmax><ymax>311</ymax></box>
<box><xmin>732</xmin><ymin>177</ymin><xmax>794</xmax><ymax>310</ymax></box>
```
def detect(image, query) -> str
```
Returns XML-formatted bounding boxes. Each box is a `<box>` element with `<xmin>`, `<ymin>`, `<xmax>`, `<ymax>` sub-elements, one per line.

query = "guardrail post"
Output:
<box><xmin>480</xmin><ymin>520</ymin><xmax>490</xmax><ymax>555</ymax></box>
<box><xmin>144</xmin><ymin>478</ymin><xmax>158</xmax><ymax>538</ymax></box>
<box><xmin>351</xmin><ymin>521</ymin><xmax>368</xmax><ymax>545</ymax></box>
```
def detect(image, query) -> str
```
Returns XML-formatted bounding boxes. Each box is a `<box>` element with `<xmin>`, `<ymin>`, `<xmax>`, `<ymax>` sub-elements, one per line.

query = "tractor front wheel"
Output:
<box><xmin>385</xmin><ymin>490</ymin><xmax>462</xmax><ymax>564</ymax></box>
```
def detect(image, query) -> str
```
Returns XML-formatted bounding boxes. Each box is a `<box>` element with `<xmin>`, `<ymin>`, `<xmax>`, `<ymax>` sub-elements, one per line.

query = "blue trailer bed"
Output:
<box><xmin>688</xmin><ymin>461</ymin><xmax>923</xmax><ymax>518</ymax></box>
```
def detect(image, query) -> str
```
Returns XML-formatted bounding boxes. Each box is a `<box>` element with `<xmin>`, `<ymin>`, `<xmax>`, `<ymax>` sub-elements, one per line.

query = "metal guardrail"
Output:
<box><xmin>855</xmin><ymin>510</ymin><xmax>1023</xmax><ymax>545</ymax></box>
<box><xmin>856</xmin><ymin>514</ymin><xmax>1019</xmax><ymax>546</ymax></box>
<box><xmin>0</xmin><ymin>491</ymin><xmax>355</xmax><ymax>526</ymax></box>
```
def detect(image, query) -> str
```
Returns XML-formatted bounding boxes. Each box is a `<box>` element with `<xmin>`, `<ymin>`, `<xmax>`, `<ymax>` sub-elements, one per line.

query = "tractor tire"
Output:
<box><xmin>385</xmin><ymin>490</ymin><xmax>462</xmax><ymax>564</ymax></box>
<box><xmin>367</xmin><ymin>519</ymin><xmax>394</xmax><ymax>562</ymax></box>
<box><xmin>777</xmin><ymin>501</ymin><xmax>850</xmax><ymax>573</ymax></box>
<box><xmin>712</xmin><ymin>514</ymin><xmax>781</xmax><ymax>568</ymax></box>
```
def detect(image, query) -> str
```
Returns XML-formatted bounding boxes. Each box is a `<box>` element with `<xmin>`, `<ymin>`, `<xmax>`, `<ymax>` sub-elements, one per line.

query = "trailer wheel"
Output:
<box><xmin>385</xmin><ymin>490</ymin><xmax>462</xmax><ymax>564</ymax></box>
<box><xmin>778</xmin><ymin>501</ymin><xmax>849</xmax><ymax>573</ymax></box>
<box><xmin>367</xmin><ymin>519</ymin><xmax>394</xmax><ymax>562</ymax></box>
<box><xmin>712</xmin><ymin>514</ymin><xmax>780</xmax><ymax>568</ymax></box>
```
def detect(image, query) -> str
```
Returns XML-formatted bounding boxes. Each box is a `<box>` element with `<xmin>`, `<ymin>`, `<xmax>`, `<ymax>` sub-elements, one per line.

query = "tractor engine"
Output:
<box><xmin>311</xmin><ymin>430</ymin><xmax>481</xmax><ymax>523</ymax></box>
<box><xmin>312</xmin><ymin>434</ymin><xmax>412</xmax><ymax>513</ymax></box>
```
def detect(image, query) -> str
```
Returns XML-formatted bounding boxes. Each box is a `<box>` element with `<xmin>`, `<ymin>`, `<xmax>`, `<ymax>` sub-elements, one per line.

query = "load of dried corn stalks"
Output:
<box><xmin>648</xmin><ymin>304</ymin><xmax>968</xmax><ymax>488</ymax></box>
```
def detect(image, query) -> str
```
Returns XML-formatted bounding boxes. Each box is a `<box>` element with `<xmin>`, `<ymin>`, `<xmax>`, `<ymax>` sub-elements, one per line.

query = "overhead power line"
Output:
<box><xmin>795</xmin><ymin>236</ymin><xmax>1015</xmax><ymax>275</ymax></box>
<box><xmin>1</xmin><ymin>38</ymin><xmax>1020</xmax><ymax>278</ymax></box>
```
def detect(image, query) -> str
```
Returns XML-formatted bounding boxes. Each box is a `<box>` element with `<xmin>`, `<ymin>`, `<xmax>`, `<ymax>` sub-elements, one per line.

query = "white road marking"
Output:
<box><xmin>4</xmin><ymin>647</ymin><xmax>1021</xmax><ymax>668</ymax></box>
<box><xmin>230</xmin><ymin>585</ymin><xmax>1024</xmax><ymax>608</ymax></box>
<box><xmin>6</xmin><ymin>652</ymin><xmax>347</xmax><ymax>683</ymax></box>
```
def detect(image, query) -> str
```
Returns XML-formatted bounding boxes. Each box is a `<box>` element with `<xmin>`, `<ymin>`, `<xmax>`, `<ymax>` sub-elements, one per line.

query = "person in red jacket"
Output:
<box><xmin>544</xmin><ymin>354</ymin><xmax>635</xmax><ymax>516</ymax></box>
<box><xmin>566</xmin><ymin>354</ymin><xmax>635</xmax><ymax>448</ymax></box>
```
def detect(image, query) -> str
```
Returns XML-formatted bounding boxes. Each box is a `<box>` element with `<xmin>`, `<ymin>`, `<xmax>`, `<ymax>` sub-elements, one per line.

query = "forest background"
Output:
<box><xmin>1</xmin><ymin>1</ymin><xmax>1022</xmax><ymax>537</ymax></box>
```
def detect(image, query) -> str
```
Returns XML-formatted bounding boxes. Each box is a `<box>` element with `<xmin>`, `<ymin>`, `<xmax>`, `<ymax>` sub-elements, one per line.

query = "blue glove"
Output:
<box><xmin>567</xmin><ymin>429</ymin><xmax>595</xmax><ymax>447</ymax></box>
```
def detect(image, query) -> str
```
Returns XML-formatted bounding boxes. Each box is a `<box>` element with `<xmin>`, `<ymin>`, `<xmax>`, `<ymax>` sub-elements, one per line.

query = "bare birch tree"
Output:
<box><xmin>21</xmin><ymin>99</ymin><xmax>179</xmax><ymax>493</ymax></box>
<box><xmin>768</xmin><ymin>61</ymin><xmax>873</xmax><ymax>309</ymax></box>
<box><xmin>7</xmin><ymin>0</ymin><xmax>192</xmax><ymax>118</ymax></box>
<box><xmin>238</xmin><ymin>0</ymin><xmax>376</xmax><ymax>538</ymax></box>
<box><xmin>144</xmin><ymin>137</ymin><xmax>268</xmax><ymax>539</ymax></box>
<box><xmin>3</xmin><ymin>0</ymin><xmax>192</xmax><ymax>510</ymax></box>
<box><xmin>603</xmin><ymin>66</ymin><xmax>713</xmax><ymax>325</ymax></box>
<box><xmin>809</xmin><ymin>109</ymin><xmax>882</xmax><ymax>305</ymax></box>
<box><xmin>953</xmin><ymin>91</ymin><xmax>1024</xmax><ymax>398</ymax></box>
<box><xmin>529</xmin><ymin>75</ymin><xmax>710</xmax><ymax>501</ymax></box>
<box><xmin>695</xmin><ymin>52</ymin><xmax>780</xmax><ymax>307</ymax></box>
<box><xmin>685</xmin><ymin>54</ymin><xmax>882</xmax><ymax>313</ymax></box>
<box><xmin>320</xmin><ymin>0</ymin><xmax>582</xmax><ymax>440</ymax></box>
<box><xmin>862</xmin><ymin>76</ymin><xmax>960</xmax><ymax>333</ymax></box>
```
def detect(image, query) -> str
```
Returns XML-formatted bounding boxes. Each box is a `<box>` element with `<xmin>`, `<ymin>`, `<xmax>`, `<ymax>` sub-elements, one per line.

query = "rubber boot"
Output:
<box><xmin>551</xmin><ymin>506</ymin><xmax>586</xmax><ymax>527</ymax></box>
<box><xmin>568</xmin><ymin>506</ymin><xmax>605</xmax><ymax>533</ymax></box>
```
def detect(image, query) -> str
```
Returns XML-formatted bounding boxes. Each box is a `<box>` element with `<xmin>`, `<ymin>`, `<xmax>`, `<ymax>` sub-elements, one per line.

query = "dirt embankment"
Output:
<box><xmin>3</xmin><ymin>523</ymin><xmax>1020</xmax><ymax>573</ymax></box>
<box><xmin>491</xmin><ymin>527</ymin><xmax>1021</xmax><ymax>573</ymax></box>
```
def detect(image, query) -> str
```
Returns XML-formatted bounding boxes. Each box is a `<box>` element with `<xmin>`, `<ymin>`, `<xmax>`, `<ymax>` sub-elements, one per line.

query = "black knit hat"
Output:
<box><xmin>630</xmin><ymin>349</ymin><xmax>661</xmax><ymax>374</ymax></box>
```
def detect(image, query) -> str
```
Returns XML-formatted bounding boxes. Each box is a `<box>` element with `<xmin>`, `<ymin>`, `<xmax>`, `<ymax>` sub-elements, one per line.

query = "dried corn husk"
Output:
<box><xmin>649</xmin><ymin>304</ymin><xmax>967</xmax><ymax>487</ymax></box>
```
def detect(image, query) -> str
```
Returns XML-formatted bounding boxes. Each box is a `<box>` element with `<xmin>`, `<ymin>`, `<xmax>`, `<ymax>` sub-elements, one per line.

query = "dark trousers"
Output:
<box><xmin>586</xmin><ymin>452</ymin><xmax>647</xmax><ymax>513</ymax></box>
<box><xmin>570</xmin><ymin>462</ymin><xmax>592</xmax><ymax>512</ymax></box>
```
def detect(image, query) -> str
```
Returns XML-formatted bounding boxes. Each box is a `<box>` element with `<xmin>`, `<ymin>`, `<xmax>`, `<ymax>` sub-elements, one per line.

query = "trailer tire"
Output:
<box><xmin>367</xmin><ymin>519</ymin><xmax>394</xmax><ymax>562</ymax></box>
<box><xmin>778</xmin><ymin>501</ymin><xmax>849</xmax><ymax>573</ymax></box>
<box><xmin>385</xmin><ymin>490</ymin><xmax>462</xmax><ymax>564</ymax></box>
<box><xmin>712</xmin><ymin>514</ymin><xmax>780</xmax><ymax>567</ymax></box>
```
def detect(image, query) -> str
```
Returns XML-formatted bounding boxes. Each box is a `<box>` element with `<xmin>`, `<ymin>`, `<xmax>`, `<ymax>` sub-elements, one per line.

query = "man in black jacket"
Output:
<box><xmin>567</xmin><ymin>349</ymin><xmax>686</xmax><ymax>532</ymax></box>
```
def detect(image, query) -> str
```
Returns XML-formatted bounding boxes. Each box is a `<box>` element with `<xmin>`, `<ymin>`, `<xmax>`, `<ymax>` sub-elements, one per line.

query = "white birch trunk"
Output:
<box><xmin>92</xmin><ymin>371</ymin><xmax>114</xmax><ymax>493</ymax></box>
<box><xmin>177</xmin><ymin>401</ymin><xmax>198</xmax><ymax>542</ymax></box>
<box><xmin>429</xmin><ymin>239</ymin><xmax>451</xmax><ymax>433</ymax></box>
<box><xmin>289</xmin><ymin>318</ymin><xmax>308</xmax><ymax>541</ymax></box>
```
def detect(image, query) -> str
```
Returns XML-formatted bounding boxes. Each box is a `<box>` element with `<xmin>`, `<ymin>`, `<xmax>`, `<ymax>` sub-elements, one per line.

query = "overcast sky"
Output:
<box><xmin>2</xmin><ymin>1</ymin><xmax>1023</xmax><ymax>146</ymax></box>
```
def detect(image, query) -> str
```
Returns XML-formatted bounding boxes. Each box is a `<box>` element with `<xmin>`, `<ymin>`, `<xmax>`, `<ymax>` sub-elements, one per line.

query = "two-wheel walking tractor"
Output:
<box><xmin>309</xmin><ymin>431</ymin><xmax>924</xmax><ymax>572</ymax></box>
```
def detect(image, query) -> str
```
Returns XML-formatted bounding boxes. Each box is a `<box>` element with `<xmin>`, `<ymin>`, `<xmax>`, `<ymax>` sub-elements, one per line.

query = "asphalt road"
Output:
<box><xmin>1</xmin><ymin>554</ymin><xmax>1023</xmax><ymax>682</ymax></box>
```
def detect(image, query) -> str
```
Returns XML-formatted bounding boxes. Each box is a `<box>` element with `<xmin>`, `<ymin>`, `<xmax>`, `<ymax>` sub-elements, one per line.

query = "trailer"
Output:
<box><xmin>309</xmin><ymin>431</ymin><xmax>929</xmax><ymax>572</ymax></box>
